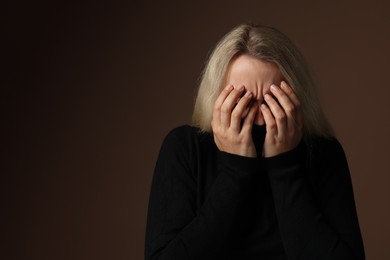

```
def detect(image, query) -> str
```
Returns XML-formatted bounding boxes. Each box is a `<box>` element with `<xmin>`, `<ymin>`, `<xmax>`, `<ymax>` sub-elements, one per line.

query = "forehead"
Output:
<box><xmin>223</xmin><ymin>54</ymin><xmax>282</xmax><ymax>85</ymax></box>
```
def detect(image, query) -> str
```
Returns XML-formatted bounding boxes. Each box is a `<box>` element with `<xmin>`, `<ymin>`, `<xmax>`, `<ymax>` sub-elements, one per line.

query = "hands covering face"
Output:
<box><xmin>211</xmin><ymin>81</ymin><xmax>303</xmax><ymax>158</ymax></box>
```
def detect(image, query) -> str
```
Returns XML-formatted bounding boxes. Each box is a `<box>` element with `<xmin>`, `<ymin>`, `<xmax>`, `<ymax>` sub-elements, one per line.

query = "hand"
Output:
<box><xmin>211</xmin><ymin>84</ymin><xmax>258</xmax><ymax>158</ymax></box>
<box><xmin>260</xmin><ymin>81</ymin><xmax>303</xmax><ymax>158</ymax></box>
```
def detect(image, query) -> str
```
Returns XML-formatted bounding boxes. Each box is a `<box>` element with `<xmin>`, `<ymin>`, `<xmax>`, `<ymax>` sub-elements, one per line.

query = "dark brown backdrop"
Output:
<box><xmin>3</xmin><ymin>1</ymin><xmax>390</xmax><ymax>259</ymax></box>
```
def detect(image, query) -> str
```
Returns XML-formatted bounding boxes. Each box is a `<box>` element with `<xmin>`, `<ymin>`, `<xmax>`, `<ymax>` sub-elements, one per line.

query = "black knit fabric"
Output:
<box><xmin>144</xmin><ymin>124</ymin><xmax>365</xmax><ymax>260</ymax></box>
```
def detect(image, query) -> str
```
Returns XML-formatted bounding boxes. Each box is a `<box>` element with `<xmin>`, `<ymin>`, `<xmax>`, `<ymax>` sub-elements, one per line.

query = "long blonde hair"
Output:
<box><xmin>192</xmin><ymin>23</ymin><xmax>334</xmax><ymax>139</ymax></box>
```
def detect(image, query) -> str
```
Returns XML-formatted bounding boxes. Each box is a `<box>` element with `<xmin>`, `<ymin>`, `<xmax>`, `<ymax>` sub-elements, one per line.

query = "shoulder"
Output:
<box><xmin>156</xmin><ymin>125</ymin><xmax>208</xmax><ymax>177</ymax></box>
<box><xmin>159</xmin><ymin>124</ymin><xmax>209</xmax><ymax>157</ymax></box>
<box><xmin>309</xmin><ymin>135</ymin><xmax>347</xmax><ymax>161</ymax></box>
<box><xmin>164</xmin><ymin>124</ymin><xmax>200</xmax><ymax>138</ymax></box>
<box><xmin>162</xmin><ymin>124</ymin><xmax>204</xmax><ymax>146</ymax></box>
<box><xmin>306</xmin><ymin>135</ymin><xmax>351</xmax><ymax>181</ymax></box>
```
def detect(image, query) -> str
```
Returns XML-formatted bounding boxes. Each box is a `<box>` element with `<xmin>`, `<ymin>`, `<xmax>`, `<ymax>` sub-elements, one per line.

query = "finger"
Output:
<box><xmin>220</xmin><ymin>85</ymin><xmax>246</xmax><ymax>127</ymax></box>
<box><xmin>270</xmin><ymin>84</ymin><xmax>295</xmax><ymax>115</ymax></box>
<box><xmin>212</xmin><ymin>84</ymin><xmax>234</xmax><ymax>129</ymax></box>
<box><xmin>241</xmin><ymin>99</ymin><xmax>254</xmax><ymax>119</ymax></box>
<box><xmin>260</xmin><ymin>103</ymin><xmax>277</xmax><ymax>135</ymax></box>
<box><xmin>264</xmin><ymin>93</ymin><xmax>287</xmax><ymax>137</ymax></box>
<box><xmin>241</xmin><ymin>101</ymin><xmax>258</xmax><ymax>134</ymax></box>
<box><xmin>280</xmin><ymin>81</ymin><xmax>300</xmax><ymax>107</ymax></box>
<box><xmin>230</xmin><ymin>90</ymin><xmax>253</xmax><ymax>132</ymax></box>
<box><xmin>280</xmin><ymin>81</ymin><xmax>304</xmax><ymax>129</ymax></box>
<box><xmin>270</xmin><ymin>84</ymin><xmax>298</xmax><ymax>131</ymax></box>
<box><xmin>254</xmin><ymin>101</ymin><xmax>265</xmax><ymax>125</ymax></box>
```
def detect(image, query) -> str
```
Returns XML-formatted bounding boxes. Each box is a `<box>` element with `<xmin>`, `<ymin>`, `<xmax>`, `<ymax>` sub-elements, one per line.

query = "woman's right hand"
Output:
<box><xmin>211</xmin><ymin>84</ymin><xmax>258</xmax><ymax>158</ymax></box>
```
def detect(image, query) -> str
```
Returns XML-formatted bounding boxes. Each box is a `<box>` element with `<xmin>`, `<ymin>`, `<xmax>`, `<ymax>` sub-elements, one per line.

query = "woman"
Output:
<box><xmin>144</xmin><ymin>23</ymin><xmax>365</xmax><ymax>260</ymax></box>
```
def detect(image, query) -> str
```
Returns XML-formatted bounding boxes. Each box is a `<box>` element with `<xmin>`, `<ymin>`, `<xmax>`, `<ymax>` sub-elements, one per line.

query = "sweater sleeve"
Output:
<box><xmin>144</xmin><ymin>126</ymin><xmax>261</xmax><ymax>260</ymax></box>
<box><xmin>264</xmin><ymin>138</ymin><xmax>365</xmax><ymax>260</ymax></box>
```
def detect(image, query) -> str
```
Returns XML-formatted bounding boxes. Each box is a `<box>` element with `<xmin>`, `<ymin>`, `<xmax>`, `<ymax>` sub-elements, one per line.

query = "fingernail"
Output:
<box><xmin>281</xmin><ymin>81</ymin><xmax>288</xmax><ymax>89</ymax></box>
<box><xmin>270</xmin><ymin>85</ymin><xmax>278</xmax><ymax>92</ymax></box>
<box><xmin>225</xmin><ymin>84</ymin><xmax>233</xmax><ymax>90</ymax></box>
<box><xmin>264</xmin><ymin>94</ymin><xmax>271</xmax><ymax>100</ymax></box>
<box><xmin>261</xmin><ymin>104</ymin><xmax>267</xmax><ymax>110</ymax></box>
<box><xmin>237</xmin><ymin>85</ymin><xmax>245</xmax><ymax>91</ymax></box>
<box><xmin>244</xmin><ymin>91</ymin><xmax>252</xmax><ymax>97</ymax></box>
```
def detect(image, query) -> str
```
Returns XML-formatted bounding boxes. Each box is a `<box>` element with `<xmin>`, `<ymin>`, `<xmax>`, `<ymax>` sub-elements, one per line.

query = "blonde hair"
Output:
<box><xmin>192</xmin><ymin>23</ymin><xmax>334</xmax><ymax>139</ymax></box>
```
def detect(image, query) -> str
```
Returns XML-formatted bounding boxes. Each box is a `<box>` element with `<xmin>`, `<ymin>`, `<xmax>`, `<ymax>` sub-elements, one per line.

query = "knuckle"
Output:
<box><xmin>231</xmin><ymin>111</ymin><xmax>240</xmax><ymax>120</ymax></box>
<box><xmin>268</xmin><ymin>122</ymin><xmax>276</xmax><ymax>130</ymax></box>
<box><xmin>284</xmin><ymin>87</ymin><xmax>292</xmax><ymax>94</ymax></box>
<box><xmin>285</xmin><ymin>105</ymin><xmax>295</xmax><ymax>114</ymax></box>
<box><xmin>231</xmin><ymin>106</ymin><xmax>242</xmax><ymax>116</ymax></box>
<box><xmin>276</xmin><ymin>113</ymin><xmax>286</xmax><ymax>120</ymax></box>
<box><xmin>221</xmin><ymin>105</ymin><xmax>230</xmax><ymax>113</ymax></box>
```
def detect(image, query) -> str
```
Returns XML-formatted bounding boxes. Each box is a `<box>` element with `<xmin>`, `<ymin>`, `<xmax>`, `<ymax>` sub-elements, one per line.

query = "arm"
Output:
<box><xmin>145</xmin><ymin>84</ymin><xmax>259</xmax><ymax>259</ymax></box>
<box><xmin>264</xmin><ymin>138</ymin><xmax>365</xmax><ymax>259</ymax></box>
<box><xmin>260</xmin><ymin>81</ymin><xmax>364</xmax><ymax>259</ymax></box>
<box><xmin>144</xmin><ymin>126</ymin><xmax>260</xmax><ymax>260</ymax></box>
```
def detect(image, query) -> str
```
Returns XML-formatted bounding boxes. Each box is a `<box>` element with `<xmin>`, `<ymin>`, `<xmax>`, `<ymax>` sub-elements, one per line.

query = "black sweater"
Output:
<box><xmin>144</xmin><ymin>124</ymin><xmax>365</xmax><ymax>260</ymax></box>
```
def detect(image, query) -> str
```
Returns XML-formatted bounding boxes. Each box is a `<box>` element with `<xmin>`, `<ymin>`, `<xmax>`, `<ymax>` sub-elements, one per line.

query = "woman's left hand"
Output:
<box><xmin>260</xmin><ymin>81</ymin><xmax>303</xmax><ymax>158</ymax></box>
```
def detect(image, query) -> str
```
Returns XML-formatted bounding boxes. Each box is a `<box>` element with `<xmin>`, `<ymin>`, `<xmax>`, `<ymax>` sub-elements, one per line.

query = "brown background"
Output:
<box><xmin>3</xmin><ymin>0</ymin><xmax>390</xmax><ymax>259</ymax></box>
